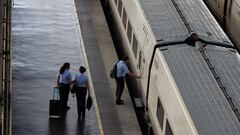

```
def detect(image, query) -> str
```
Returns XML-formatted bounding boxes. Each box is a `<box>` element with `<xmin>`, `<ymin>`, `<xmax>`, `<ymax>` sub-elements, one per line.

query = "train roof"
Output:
<box><xmin>138</xmin><ymin>0</ymin><xmax>231</xmax><ymax>44</ymax></box>
<box><xmin>159</xmin><ymin>44</ymin><xmax>240</xmax><ymax>134</ymax></box>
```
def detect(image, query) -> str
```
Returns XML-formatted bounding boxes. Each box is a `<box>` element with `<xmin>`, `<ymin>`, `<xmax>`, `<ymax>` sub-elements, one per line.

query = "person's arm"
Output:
<box><xmin>86</xmin><ymin>81</ymin><xmax>90</xmax><ymax>91</ymax></box>
<box><xmin>123</xmin><ymin>63</ymin><xmax>140</xmax><ymax>78</ymax></box>
<box><xmin>127</xmin><ymin>72</ymin><xmax>141</xmax><ymax>78</ymax></box>
<box><xmin>68</xmin><ymin>72</ymin><xmax>72</xmax><ymax>84</ymax></box>
<box><xmin>86</xmin><ymin>80</ymin><xmax>91</xmax><ymax>96</ymax></box>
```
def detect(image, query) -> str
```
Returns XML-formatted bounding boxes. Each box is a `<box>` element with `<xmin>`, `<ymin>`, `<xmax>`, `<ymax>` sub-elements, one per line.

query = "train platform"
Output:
<box><xmin>74</xmin><ymin>0</ymin><xmax>142</xmax><ymax>134</ymax></box>
<box><xmin>12</xmin><ymin>0</ymin><xmax>141</xmax><ymax>134</ymax></box>
<box><xmin>12</xmin><ymin>0</ymin><xmax>99</xmax><ymax>134</ymax></box>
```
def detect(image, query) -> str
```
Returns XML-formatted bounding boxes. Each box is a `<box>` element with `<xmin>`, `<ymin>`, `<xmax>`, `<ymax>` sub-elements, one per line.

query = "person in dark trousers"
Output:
<box><xmin>115</xmin><ymin>56</ymin><xmax>141</xmax><ymax>105</ymax></box>
<box><xmin>73</xmin><ymin>66</ymin><xmax>90</xmax><ymax>119</ymax></box>
<box><xmin>57</xmin><ymin>62</ymin><xmax>72</xmax><ymax>113</ymax></box>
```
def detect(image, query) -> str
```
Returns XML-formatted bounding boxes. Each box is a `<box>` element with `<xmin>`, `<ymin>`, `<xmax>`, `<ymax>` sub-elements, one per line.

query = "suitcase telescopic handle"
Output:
<box><xmin>53</xmin><ymin>87</ymin><xmax>60</xmax><ymax>100</ymax></box>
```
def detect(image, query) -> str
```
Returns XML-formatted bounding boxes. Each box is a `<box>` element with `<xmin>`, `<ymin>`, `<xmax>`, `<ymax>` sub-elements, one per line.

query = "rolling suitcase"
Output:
<box><xmin>49</xmin><ymin>87</ymin><xmax>61</xmax><ymax>118</ymax></box>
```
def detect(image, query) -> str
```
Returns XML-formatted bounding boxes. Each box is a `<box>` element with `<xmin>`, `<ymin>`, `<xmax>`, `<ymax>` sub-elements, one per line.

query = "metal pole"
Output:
<box><xmin>0</xmin><ymin>0</ymin><xmax>12</xmax><ymax>134</ymax></box>
<box><xmin>0</xmin><ymin>0</ymin><xmax>4</xmax><ymax>134</ymax></box>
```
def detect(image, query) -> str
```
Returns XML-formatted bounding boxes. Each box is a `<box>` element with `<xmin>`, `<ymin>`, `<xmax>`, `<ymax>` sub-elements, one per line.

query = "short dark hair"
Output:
<box><xmin>79</xmin><ymin>66</ymin><xmax>86</xmax><ymax>73</ymax></box>
<box><xmin>60</xmin><ymin>62</ymin><xmax>70</xmax><ymax>74</ymax></box>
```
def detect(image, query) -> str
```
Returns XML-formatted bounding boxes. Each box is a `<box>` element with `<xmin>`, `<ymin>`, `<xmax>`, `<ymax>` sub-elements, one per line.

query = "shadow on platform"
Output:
<box><xmin>48</xmin><ymin>115</ymin><xmax>67</xmax><ymax>135</ymax></box>
<box><xmin>48</xmin><ymin>113</ymin><xmax>87</xmax><ymax>135</ymax></box>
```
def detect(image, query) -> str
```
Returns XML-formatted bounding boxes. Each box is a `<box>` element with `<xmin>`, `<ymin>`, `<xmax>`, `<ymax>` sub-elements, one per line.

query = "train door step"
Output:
<box><xmin>134</xmin><ymin>98</ymin><xmax>144</xmax><ymax>108</ymax></box>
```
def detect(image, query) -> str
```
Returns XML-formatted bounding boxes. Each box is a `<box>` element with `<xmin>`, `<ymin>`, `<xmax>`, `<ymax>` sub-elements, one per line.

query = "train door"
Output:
<box><xmin>226</xmin><ymin>0</ymin><xmax>240</xmax><ymax>48</ymax></box>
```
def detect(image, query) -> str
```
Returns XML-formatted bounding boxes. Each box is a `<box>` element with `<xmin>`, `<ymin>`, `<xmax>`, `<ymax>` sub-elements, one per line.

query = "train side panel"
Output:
<box><xmin>148</xmin><ymin>50</ymin><xmax>198</xmax><ymax>135</ymax></box>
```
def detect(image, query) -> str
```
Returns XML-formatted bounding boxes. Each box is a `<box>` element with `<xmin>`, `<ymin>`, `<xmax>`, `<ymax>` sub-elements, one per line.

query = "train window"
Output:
<box><xmin>157</xmin><ymin>97</ymin><xmax>164</xmax><ymax>129</ymax></box>
<box><xmin>165</xmin><ymin>120</ymin><xmax>173</xmax><ymax>135</ymax></box>
<box><xmin>115</xmin><ymin>0</ymin><xmax>118</xmax><ymax>6</ymax></box>
<box><xmin>127</xmin><ymin>20</ymin><xmax>132</xmax><ymax>44</ymax></box>
<box><xmin>132</xmin><ymin>34</ymin><xmax>138</xmax><ymax>58</ymax></box>
<box><xmin>122</xmin><ymin>8</ymin><xmax>127</xmax><ymax>29</ymax></box>
<box><xmin>118</xmin><ymin>0</ymin><xmax>122</xmax><ymax>17</ymax></box>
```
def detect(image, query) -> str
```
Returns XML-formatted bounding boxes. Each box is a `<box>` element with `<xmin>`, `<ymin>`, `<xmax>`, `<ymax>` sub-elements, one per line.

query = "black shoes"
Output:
<box><xmin>116</xmin><ymin>99</ymin><xmax>124</xmax><ymax>105</ymax></box>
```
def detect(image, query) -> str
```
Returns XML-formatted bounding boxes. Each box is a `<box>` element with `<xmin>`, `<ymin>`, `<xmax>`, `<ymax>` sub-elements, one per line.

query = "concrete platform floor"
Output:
<box><xmin>74</xmin><ymin>0</ymin><xmax>142</xmax><ymax>134</ymax></box>
<box><xmin>12</xmin><ymin>0</ymin><xmax>141</xmax><ymax>134</ymax></box>
<box><xmin>12</xmin><ymin>0</ymin><xmax>99</xmax><ymax>134</ymax></box>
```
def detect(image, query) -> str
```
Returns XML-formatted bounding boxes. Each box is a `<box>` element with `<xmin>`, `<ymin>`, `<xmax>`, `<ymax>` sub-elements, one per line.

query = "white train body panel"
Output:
<box><xmin>108</xmin><ymin>0</ymin><xmax>240</xmax><ymax>134</ymax></box>
<box><xmin>148</xmin><ymin>51</ymin><xmax>198</xmax><ymax>135</ymax></box>
<box><xmin>109</xmin><ymin>0</ymin><xmax>199</xmax><ymax>134</ymax></box>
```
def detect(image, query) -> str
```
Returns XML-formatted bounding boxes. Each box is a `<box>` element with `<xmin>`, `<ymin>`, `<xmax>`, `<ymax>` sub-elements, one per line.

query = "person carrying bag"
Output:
<box><xmin>73</xmin><ymin>66</ymin><xmax>90</xmax><ymax>120</ymax></box>
<box><xmin>57</xmin><ymin>62</ymin><xmax>72</xmax><ymax>112</ymax></box>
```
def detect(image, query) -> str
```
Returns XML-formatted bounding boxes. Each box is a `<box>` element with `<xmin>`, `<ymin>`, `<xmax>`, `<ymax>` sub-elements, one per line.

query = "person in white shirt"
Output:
<box><xmin>115</xmin><ymin>56</ymin><xmax>141</xmax><ymax>105</ymax></box>
<box><xmin>57</xmin><ymin>62</ymin><xmax>72</xmax><ymax>112</ymax></box>
<box><xmin>73</xmin><ymin>66</ymin><xmax>90</xmax><ymax>119</ymax></box>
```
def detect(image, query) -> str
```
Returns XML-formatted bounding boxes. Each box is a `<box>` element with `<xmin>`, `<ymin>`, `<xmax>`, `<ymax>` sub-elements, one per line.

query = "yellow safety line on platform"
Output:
<box><xmin>71</xmin><ymin>0</ymin><xmax>104</xmax><ymax>134</ymax></box>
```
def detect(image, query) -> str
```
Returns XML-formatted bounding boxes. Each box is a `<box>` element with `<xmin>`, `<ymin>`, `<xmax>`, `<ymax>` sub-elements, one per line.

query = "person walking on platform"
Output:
<box><xmin>73</xmin><ymin>66</ymin><xmax>90</xmax><ymax>119</ymax></box>
<box><xmin>115</xmin><ymin>56</ymin><xmax>141</xmax><ymax>105</ymax></box>
<box><xmin>57</xmin><ymin>62</ymin><xmax>72</xmax><ymax>112</ymax></box>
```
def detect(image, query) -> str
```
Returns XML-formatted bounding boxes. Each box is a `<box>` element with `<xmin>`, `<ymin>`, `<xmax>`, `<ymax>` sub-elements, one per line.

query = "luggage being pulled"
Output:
<box><xmin>49</xmin><ymin>87</ymin><xmax>61</xmax><ymax>118</ymax></box>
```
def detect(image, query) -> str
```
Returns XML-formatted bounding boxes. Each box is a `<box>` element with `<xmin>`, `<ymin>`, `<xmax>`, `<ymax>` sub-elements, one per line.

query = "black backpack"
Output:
<box><xmin>110</xmin><ymin>61</ymin><xmax>118</xmax><ymax>78</ymax></box>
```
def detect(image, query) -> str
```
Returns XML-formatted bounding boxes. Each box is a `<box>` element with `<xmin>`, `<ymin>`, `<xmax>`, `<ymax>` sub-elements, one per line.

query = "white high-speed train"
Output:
<box><xmin>204</xmin><ymin>0</ymin><xmax>240</xmax><ymax>49</ymax></box>
<box><xmin>107</xmin><ymin>0</ymin><xmax>240</xmax><ymax>134</ymax></box>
